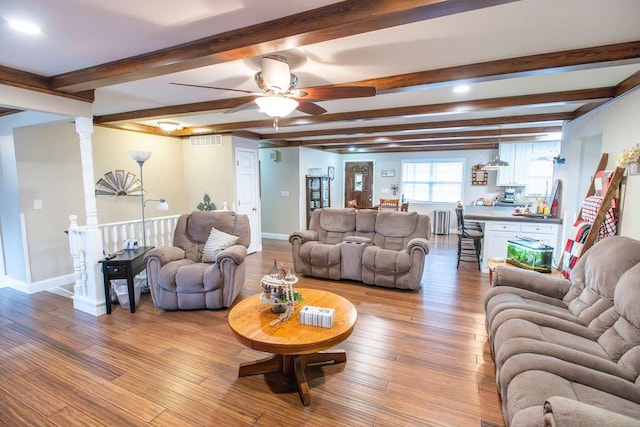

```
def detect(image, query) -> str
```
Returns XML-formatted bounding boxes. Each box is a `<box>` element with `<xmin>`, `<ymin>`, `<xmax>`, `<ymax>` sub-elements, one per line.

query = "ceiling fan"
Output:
<box><xmin>171</xmin><ymin>55</ymin><xmax>376</xmax><ymax>128</ymax></box>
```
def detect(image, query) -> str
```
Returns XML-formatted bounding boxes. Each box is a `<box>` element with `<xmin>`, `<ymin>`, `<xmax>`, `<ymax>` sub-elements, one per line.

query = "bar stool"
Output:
<box><xmin>455</xmin><ymin>207</ymin><xmax>484</xmax><ymax>270</ymax></box>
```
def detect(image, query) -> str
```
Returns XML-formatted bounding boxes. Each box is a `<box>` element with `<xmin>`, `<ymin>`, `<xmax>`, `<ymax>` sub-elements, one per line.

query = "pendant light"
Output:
<box><xmin>484</xmin><ymin>125</ymin><xmax>510</xmax><ymax>170</ymax></box>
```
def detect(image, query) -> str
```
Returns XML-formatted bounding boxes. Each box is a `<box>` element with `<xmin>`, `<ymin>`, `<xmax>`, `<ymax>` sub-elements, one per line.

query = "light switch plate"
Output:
<box><xmin>33</xmin><ymin>199</ymin><xmax>43</xmax><ymax>210</ymax></box>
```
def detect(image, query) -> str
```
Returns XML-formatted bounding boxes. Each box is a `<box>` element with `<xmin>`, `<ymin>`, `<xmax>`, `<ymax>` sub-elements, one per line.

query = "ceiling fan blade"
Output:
<box><xmin>224</xmin><ymin>99</ymin><xmax>259</xmax><ymax>114</ymax></box>
<box><xmin>170</xmin><ymin>82</ymin><xmax>254</xmax><ymax>94</ymax></box>
<box><xmin>298</xmin><ymin>86</ymin><xmax>376</xmax><ymax>100</ymax></box>
<box><xmin>295</xmin><ymin>99</ymin><xmax>327</xmax><ymax>115</ymax></box>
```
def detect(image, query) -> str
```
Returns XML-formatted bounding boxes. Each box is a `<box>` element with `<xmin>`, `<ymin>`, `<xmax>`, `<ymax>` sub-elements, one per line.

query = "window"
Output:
<box><xmin>402</xmin><ymin>159</ymin><xmax>463</xmax><ymax>203</ymax></box>
<box><xmin>527</xmin><ymin>158</ymin><xmax>555</xmax><ymax>196</ymax></box>
<box><xmin>525</xmin><ymin>141</ymin><xmax>560</xmax><ymax>196</ymax></box>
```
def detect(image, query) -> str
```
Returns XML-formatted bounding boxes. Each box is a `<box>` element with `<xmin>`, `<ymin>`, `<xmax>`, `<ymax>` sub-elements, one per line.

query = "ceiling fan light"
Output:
<box><xmin>157</xmin><ymin>121</ymin><xmax>181</xmax><ymax>132</ymax></box>
<box><xmin>255</xmin><ymin>96</ymin><xmax>298</xmax><ymax>117</ymax></box>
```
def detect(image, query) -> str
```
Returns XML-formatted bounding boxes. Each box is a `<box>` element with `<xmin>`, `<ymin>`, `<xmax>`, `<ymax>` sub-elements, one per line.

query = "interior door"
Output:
<box><xmin>344</xmin><ymin>161</ymin><xmax>374</xmax><ymax>207</ymax></box>
<box><xmin>235</xmin><ymin>148</ymin><xmax>261</xmax><ymax>254</ymax></box>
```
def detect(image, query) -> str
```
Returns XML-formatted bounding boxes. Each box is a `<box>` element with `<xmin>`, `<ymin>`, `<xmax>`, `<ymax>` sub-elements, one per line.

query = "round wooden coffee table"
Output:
<box><xmin>228</xmin><ymin>288</ymin><xmax>357</xmax><ymax>406</ymax></box>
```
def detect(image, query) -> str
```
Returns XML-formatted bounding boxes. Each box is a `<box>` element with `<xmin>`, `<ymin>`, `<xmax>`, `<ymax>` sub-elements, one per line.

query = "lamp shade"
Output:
<box><xmin>129</xmin><ymin>151</ymin><xmax>151</xmax><ymax>163</ymax></box>
<box><xmin>156</xmin><ymin>197</ymin><xmax>169</xmax><ymax>211</ymax></box>
<box><xmin>144</xmin><ymin>197</ymin><xmax>170</xmax><ymax>210</ymax></box>
<box><xmin>255</xmin><ymin>96</ymin><xmax>298</xmax><ymax>117</ymax></box>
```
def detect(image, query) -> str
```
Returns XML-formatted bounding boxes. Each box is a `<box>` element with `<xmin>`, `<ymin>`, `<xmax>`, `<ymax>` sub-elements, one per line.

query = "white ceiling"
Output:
<box><xmin>1</xmin><ymin>0</ymin><xmax>640</xmax><ymax>152</ymax></box>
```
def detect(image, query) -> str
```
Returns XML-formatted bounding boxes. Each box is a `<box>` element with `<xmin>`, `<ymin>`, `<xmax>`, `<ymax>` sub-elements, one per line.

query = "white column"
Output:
<box><xmin>73</xmin><ymin>117</ymin><xmax>107</xmax><ymax>315</ymax></box>
<box><xmin>76</xmin><ymin>117</ymin><xmax>98</xmax><ymax>226</ymax></box>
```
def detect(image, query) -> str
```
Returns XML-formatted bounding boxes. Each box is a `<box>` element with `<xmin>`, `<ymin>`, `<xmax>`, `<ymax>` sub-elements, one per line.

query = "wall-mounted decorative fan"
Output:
<box><xmin>171</xmin><ymin>55</ymin><xmax>376</xmax><ymax>127</ymax></box>
<box><xmin>95</xmin><ymin>170</ymin><xmax>142</xmax><ymax>196</ymax></box>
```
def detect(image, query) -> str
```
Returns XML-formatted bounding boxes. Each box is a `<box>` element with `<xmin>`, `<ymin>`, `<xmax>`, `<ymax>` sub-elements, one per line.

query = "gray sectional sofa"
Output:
<box><xmin>484</xmin><ymin>236</ymin><xmax>640</xmax><ymax>426</ymax></box>
<box><xmin>289</xmin><ymin>208</ymin><xmax>431</xmax><ymax>290</ymax></box>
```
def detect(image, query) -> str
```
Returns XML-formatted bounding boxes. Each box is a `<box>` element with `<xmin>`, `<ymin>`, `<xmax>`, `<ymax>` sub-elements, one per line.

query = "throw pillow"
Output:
<box><xmin>201</xmin><ymin>227</ymin><xmax>239</xmax><ymax>263</ymax></box>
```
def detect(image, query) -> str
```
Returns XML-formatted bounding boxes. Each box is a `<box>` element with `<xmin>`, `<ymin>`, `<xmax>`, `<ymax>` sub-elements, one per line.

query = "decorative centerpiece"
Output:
<box><xmin>616</xmin><ymin>144</ymin><xmax>640</xmax><ymax>175</ymax></box>
<box><xmin>261</xmin><ymin>260</ymin><xmax>302</xmax><ymax>326</ymax></box>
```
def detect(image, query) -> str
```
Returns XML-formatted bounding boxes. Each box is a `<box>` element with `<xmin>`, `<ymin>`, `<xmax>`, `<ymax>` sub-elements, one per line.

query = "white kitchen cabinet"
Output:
<box><xmin>496</xmin><ymin>143</ymin><xmax>531</xmax><ymax>186</ymax></box>
<box><xmin>480</xmin><ymin>220</ymin><xmax>560</xmax><ymax>272</ymax></box>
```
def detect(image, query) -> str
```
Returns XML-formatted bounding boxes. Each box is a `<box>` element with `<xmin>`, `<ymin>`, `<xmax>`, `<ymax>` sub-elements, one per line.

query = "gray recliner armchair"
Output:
<box><xmin>145</xmin><ymin>211</ymin><xmax>250</xmax><ymax>310</ymax></box>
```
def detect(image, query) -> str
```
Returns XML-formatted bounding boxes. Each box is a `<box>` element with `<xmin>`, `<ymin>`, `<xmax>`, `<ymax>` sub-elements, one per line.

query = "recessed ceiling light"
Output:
<box><xmin>453</xmin><ymin>85</ymin><xmax>470</xmax><ymax>94</ymax></box>
<box><xmin>9</xmin><ymin>19</ymin><xmax>41</xmax><ymax>35</ymax></box>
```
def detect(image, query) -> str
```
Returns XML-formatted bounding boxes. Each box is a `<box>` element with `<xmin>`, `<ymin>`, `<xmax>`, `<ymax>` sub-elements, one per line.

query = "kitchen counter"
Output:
<box><xmin>464</xmin><ymin>206</ymin><xmax>562</xmax><ymax>224</ymax></box>
<box><xmin>461</xmin><ymin>206</ymin><xmax>563</xmax><ymax>273</ymax></box>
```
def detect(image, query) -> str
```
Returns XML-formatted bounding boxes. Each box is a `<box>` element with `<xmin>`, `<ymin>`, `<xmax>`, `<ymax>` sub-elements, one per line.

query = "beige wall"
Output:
<box><xmin>15</xmin><ymin>122</ymin><xmax>85</xmax><ymax>282</ymax></box>
<box><xmin>260</xmin><ymin>146</ymin><xmax>301</xmax><ymax>235</ymax></box>
<box><xmin>182</xmin><ymin>134</ymin><xmax>234</xmax><ymax>213</ymax></box>
<box><xmin>93</xmin><ymin>126</ymin><xmax>187</xmax><ymax>223</ymax></box>
<box><xmin>14</xmin><ymin>122</ymin><xmax>187</xmax><ymax>283</ymax></box>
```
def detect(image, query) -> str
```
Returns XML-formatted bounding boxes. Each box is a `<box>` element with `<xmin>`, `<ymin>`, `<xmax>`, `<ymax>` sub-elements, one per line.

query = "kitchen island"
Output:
<box><xmin>463</xmin><ymin>206</ymin><xmax>562</xmax><ymax>273</ymax></box>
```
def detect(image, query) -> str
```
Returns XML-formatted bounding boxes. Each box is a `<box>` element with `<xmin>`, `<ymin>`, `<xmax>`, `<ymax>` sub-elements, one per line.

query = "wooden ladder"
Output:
<box><xmin>574</xmin><ymin>153</ymin><xmax>625</xmax><ymax>255</ymax></box>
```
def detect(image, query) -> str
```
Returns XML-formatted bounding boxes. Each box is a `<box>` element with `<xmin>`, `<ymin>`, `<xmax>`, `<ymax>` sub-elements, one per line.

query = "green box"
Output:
<box><xmin>506</xmin><ymin>238</ymin><xmax>553</xmax><ymax>273</ymax></box>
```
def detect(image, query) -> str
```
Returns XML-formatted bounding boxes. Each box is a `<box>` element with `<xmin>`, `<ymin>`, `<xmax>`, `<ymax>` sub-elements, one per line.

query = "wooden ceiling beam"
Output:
<box><xmin>314</xmin><ymin>135</ymin><xmax>541</xmax><ymax>150</ymax></box>
<box><xmin>571</xmin><ymin>101</ymin><xmax>608</xmax><ymax>119</ymax></box>
<box><xmin>615</xmin><ymin>68</ymin><xmax>640</xmax><ymax>97</ymax></box>
<box><xmin>0</xmin><ymin>64</ymin><xmax>49</xmax><ymax>90</ymax></box>
<box><xmin>97</xmin><ymin>122</ymin><xmax>172</xmax><ymax>136</ymax></box>
<box><xmin>0</xmin><ymin>107</ymin><xmax>22</xmax><ymax>117</ymax></box>
<box><xmin>192</xmin><ymin>88</ymin><xmax>612</xmax><ymax>132</ymax></box>
<box><xmin>94</xmin><ymin>96</ymin><xmax>254</xmax><ymax>124</ymax></box>
<box><xmin>0</xmin><ymin>64</ymin><xmax>94</xmax><ymax>101</ymax></box>
<box><xmin>101</xmin><ymin>88</ymin><xmax>600</xmax><ymax>136</ymax></box>
<box><xmin>331</xmin><ymin>143</ymin><xmax>498</xmax><ymax>153</ymax></box>
<box><xmin>261</xmin><ymin>112</ymin><xmax>572</xmax><ymax>140</ymax></box>
<box><xmin>355</xmin><ymin>41</ymin><xmax>640</xmax><ymax>94</ymax></box>
<box><xmin>51</xmin><ymin>0</ymin><xmax>519</xmax><ymax>92</ymax></box>
<box><xmin>290</xmin><ymin>126</ymin><xmax>561</xmax><ymax>145</ymax></box>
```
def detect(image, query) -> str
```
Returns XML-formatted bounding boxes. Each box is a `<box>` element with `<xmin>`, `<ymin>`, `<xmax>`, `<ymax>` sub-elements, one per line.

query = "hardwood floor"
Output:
<box><xmin>0</xmin><ymin>236</ymin><xmax>504</xmax><ymax>426</ymax></box>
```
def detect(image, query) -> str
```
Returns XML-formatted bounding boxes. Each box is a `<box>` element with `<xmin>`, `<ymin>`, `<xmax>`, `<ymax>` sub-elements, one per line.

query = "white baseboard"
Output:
<box><xmin>261</xmin><ymin>232</ymin><xmax>289</xmax><ymax>241</ymax></box>
<box><xmin>73</xmin><ymin>295</ymin><xmax>106</xmax><ymax>316</ymax></box>
<box><xmin>2</xmin><ymin>273</ymin><xmax>75</xmax><ymax>294</ymax></box>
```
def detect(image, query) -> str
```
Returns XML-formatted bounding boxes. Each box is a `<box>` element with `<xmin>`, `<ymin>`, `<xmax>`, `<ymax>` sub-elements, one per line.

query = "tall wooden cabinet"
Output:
<box><xmin>306</xmin><ymin>176</ymin><xmax>330</xmax><ymax>226</ymax></box>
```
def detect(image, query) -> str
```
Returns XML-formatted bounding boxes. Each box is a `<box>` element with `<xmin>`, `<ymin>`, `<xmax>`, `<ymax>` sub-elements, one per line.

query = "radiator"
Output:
<box><xmin>433</xmin><ymin>210</ymin><xmax>451</xmax><ymax>235</ymax></box>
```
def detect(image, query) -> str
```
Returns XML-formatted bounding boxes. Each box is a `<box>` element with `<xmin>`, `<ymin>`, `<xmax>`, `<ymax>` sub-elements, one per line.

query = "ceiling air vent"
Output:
<box><xmin>190</xmin><ymin>135</ymin><xmax>222</xmax><ymax>148</ymax></box>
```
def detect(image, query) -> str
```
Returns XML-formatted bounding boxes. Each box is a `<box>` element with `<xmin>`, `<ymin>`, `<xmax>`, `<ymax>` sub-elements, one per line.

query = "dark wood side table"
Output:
<box><xmin>99</xmin><ymin>247</ymin><xmax>153</xmax><ymax>314</ymax></box>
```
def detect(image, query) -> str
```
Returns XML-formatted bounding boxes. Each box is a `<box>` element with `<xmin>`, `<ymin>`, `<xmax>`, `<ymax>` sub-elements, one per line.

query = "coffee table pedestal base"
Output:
<box><xmin>239</xmin><ymin>350</ymin><xmax>347</xmax><ymax>406</ymax></box>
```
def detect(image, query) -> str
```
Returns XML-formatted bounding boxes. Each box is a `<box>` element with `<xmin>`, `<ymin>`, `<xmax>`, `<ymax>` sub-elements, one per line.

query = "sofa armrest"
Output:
<box><xmin>493</xmin><ymin>265</ymin><xmax>571</xmax><ymax>299</ymax></box>
<box><xmin>144</xmin><ymin>246</ymin><xmax>186</xmax><ymax>265</ymax></box>
<box><xmin>343</xmin><ymin>236</ymin><xmax>372</xmax><ymax>245</ymax></box>
<box><xmin>289</xmin><ymin>230</ymin><xmax>319</xmax><ymax>244</ymax></box>
<box><xmin>543</xmin><ymin>396</ymin><xmax>640</xmax><ymax>427</ymax></box>
<box><xmin>216</xmin><ymin>244</ymin><xmax>247</xmax><ymax>265</ymax></box>
<box><xmin>406</xmin><ymin>238</ymin><xmax>430</xmax><ymax>255</ymax></box>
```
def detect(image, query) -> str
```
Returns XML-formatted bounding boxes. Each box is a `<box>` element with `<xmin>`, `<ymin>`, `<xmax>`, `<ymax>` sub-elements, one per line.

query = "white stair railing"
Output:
<box><xmin>68</xmin><ymin>214</ymin><xmax>180</xmax><ymax>315</ymax></box>
<box><xmin>99</xmin><ymin>215</ymin><xmax>180</xmax><ymax>255</ymax></box>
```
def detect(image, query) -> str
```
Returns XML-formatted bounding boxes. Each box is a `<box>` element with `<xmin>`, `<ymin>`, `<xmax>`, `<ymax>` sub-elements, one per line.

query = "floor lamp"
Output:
<box><xmin>130</xmin><ymin>151</ymin><xmax>169</xmax><ymax>246</ymax></box>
